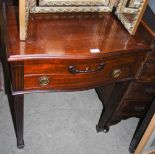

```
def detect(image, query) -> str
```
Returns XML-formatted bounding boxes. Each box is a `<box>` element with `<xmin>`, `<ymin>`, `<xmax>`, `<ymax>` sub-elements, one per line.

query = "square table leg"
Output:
<box><xmin>7</xmin><ymin>94</ymin><xmax>24</xmax><ymax>149</ymax></box>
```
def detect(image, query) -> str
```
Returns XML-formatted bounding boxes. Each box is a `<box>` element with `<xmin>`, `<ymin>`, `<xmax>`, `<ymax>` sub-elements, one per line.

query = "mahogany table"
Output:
<box><xmin>0</xmin><ymin>1</ymin><xmax>153</xmax><ymax>149</ymax></box>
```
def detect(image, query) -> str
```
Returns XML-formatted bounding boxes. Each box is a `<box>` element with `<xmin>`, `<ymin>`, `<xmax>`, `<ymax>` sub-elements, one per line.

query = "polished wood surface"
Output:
<box><xmin>6</xmin><ymin>5</ymin><xmax>150</xmax><ymax>94</ymax></box>
<box><xmin>23</xmin><ymin>54</ymin><xmax>141</xmax><ymax>91</ymax></box>
<box><xmin>10</xmin><ymin>53</ymin><xmax>145</xmax><ymax>93</ymax></box>
<box><xmin>6</xmin><ymin>6</ymin><xmax>150</xmax><ymax>61</ymax></box>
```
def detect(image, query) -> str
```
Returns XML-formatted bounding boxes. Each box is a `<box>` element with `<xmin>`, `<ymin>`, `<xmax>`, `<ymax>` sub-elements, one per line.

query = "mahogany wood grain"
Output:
<box><xmin>126</xmin><ymin>82</ymin><xmax>155</xmax><ymax>100</ymax></box>
<box><xmin>10</xmin><ymin>53</ymin><xmax>145</xmax><ymax>92</ymax></box>
<box><xmin>5</xmin><ymin>6</ymin><xmax>151</xmax><ymax>61</ymax></box>
<box><xmin>149</xmin><ymin>53</ymin><xmax>155</xmax><ymax>62</ymax></box>
<box><xmin>22</xmin><ymin>54</ymin><xmax>140</xmax><ymax>75</ymax></box>
<box><xmin>138</xmin><ymin>63</ymin><xmax>155</xmax><ymax>82</ymax></box>
<box><xmin>148</xmin><ymin>39</ymin><xmax>155</xmax><ymax>62</ymax></box>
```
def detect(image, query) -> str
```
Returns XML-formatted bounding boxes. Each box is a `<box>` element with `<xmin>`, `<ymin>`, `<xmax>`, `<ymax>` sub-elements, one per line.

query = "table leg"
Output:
<box><xmin>96</xmin><ymin>81</ymin><xmax>131</xmax><ymax>133</ymax></box>
<box><xmin>7</xmin><ymin>94</ymin><xmax>24</xmax><ymax>149</ymax></box>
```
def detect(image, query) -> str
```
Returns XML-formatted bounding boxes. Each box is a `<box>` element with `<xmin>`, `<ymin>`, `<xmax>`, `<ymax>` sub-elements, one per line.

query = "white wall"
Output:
<box><xmin>149</xmin><ymin>0</ymin><xmax>155</xmax><ymax>13</ymax></box>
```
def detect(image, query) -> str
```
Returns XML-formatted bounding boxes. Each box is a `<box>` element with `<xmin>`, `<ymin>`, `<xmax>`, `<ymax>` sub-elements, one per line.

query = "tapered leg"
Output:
<box><xmin>7</xmin><ymin>94</ymin><xmax>24</xmax><ymax>149</ymax></box>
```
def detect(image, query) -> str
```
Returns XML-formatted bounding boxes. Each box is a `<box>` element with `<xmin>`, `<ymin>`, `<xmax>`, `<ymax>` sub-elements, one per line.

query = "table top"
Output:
<box><xmin>5</xmin><ymin>5</ymin><xmax>151</xmax><ymax>62</ymax></box>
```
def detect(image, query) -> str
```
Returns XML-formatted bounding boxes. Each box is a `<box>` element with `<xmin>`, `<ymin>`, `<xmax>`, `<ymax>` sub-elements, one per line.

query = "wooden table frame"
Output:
<box><xmin>1</xmin><ymin>0</ymin><xmax>152</xmax><ymax>149</ymax></box>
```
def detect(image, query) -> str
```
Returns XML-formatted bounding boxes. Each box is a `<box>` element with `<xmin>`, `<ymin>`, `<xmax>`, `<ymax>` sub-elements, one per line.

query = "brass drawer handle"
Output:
<box><xmin>112</xmin><ymin>69</ymin><xmax>122</xmax><ymax>78</ymax></box>
<box><xmin>39</xmin><ymin>76</ymin><xmax>49</xmax><ymax>86</ymax></box>
<box><xmin>68</xmin><ymin>63</ymin><xmax>105</xmax><ymax>74</ymax></box>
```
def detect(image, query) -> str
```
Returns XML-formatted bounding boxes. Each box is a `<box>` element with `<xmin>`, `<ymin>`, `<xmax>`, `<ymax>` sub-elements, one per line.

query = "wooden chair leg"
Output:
<box><xmin>7</xmin><ymin>94</ymin><xmax>24</xmax><ymax>149</ymax></box>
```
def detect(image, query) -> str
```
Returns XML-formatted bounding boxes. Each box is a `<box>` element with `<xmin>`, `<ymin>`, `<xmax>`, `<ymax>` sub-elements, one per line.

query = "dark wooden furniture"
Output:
<box><xmin>0</xmin><ymin>17</ymin><xmax>3</xmax><ymax>90</ymax></box>
<box><xmin>96</xmin><ymin>5</ymin><xmax>155</xmax><ymax>132</ymax></box>
<box><xmin>0</xmin><ymin>62</ymin><xmax>3</xmax><ymax>90</ymax></box>
<box><xmin>128</xmin><ymin>6</ymin><xmax>155</xmax><ymax>153</ymax></box>
<box><xmin>129</xmin><ymin>98</ymin><xmax>155</xmax><ymax>153</ymax></box>
<box><xmin>0</xmin><ymin>0</ymin><xmax>153</xmax><ymax>149</ymax></box>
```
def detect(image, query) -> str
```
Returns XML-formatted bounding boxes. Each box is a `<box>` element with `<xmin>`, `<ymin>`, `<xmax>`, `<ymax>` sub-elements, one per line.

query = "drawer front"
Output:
<box><xmin>126</xmin><ymin>82</ymin><xmax>155</xmax><ymax>100</ymax></box>
<box><xmin>24</xmin><ymin>64</ymin><xmax>132</xmax><ymax>91</ymax></box>
<box><xmin>23</xmin><ymin>55</ymin><xmax>138</xmax><ymax>75</ymax></box>
<box><xmin>139</xmin><ymin>63</ymin><xmax>155</xmax><ymax>82</ymax></box>
<box><xmin>11</xmin><ymin>54</ymin><xmax>144</xmax><ymax>92</ymax></box>
<box><xmin>118</xmin><ymin>100</ymin><xmax>151</xmax><ymax>117</ymax></box>
<box><xmin>148</xmin><ymin>54</ymin><xmax>155</xmax><ymax>62</ymax></box>
<box><xmin>24</xmin><ymin>57</ymin><xmax>137</xmax><ymax>91</ymax></box>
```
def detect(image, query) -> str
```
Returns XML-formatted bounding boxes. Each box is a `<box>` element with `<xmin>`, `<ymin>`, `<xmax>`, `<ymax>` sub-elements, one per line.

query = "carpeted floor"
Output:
<box><xmin>0</xmin><ymin>90</ymin><xmax>138</xmax><ymax>153</ymax></box>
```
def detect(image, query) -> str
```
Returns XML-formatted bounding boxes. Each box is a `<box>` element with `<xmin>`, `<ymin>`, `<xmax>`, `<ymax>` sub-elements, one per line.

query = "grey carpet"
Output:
<box><xmin>0</xmin><ymin>90</ymin><xmax>138</xmax><ymax>153</ymax></box>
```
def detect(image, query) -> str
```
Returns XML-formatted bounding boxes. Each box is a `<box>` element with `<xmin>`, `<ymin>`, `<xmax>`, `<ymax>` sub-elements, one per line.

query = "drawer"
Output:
<box><xmin>11</xmin><ymin>54</ymin><xmax>143</xmax><ymax>91</ymax></box>
<box><xmin>24</xmin><ymin>64</ymin><xmax>131</xmax><ymax>91</ymax></box>
<box><xmin>23</xmin><ymin>55</ymin><xmax>138</xmax><ymax>75</ymax></box>
<box><xmin>23</xmin><ymin>57</ymin><xmax>138</xmax><ymax>91</ymax></box>
<box><xmin>119</xmin><ymin>100</ymin><xmax>151</xmax><ymax>117</ymax></box>
<box><xmin>126</xmin><ymin>82</ymin><xmax>155</xmax><ymax>100</ymax></box>
<box><xmin>139</xmin><ymin>63</ymin><xmax>155</xmax><ymax>82</ymax></box>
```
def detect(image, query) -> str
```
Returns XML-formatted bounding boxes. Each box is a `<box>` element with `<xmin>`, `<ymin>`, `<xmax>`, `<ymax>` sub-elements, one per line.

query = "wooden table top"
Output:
<box><xmin>5</xmin><ymin>5</ymin><xmax>151</xmax><ymax>61</ymax></box>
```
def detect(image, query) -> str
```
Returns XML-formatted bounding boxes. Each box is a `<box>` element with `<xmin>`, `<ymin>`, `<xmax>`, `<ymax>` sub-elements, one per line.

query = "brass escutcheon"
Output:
<box><xmin>39</xmin><ymin>76</ymin><xmax>49</xmax><ymax>86</ymax></box>
<box><xmin>112</xmin><ymin>69</ymin><xmax>122</xmax><ymax>78</ymax></box>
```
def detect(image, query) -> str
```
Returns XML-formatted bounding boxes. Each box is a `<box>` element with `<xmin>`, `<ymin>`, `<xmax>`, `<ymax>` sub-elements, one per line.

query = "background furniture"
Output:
<box><xmin>135</xmin><ymin>114</ymin><xmax>155</xmax><ymax>154</ymax></box>
<box><xmin>96</xmin><ymin>3</ymin><xmax>155</xmax><ymax>136</ymax></box>
<box><xmin>97</xmin><ymin>5</ymin><xmax>155</xmax><ymax>152</ymax></box>
<box><xmin>128</xmin><ymin>7</ymin><xmax>155</xmax><ymax>153</ymax></box>
<box><xmin>129</xmin><ymin>99</ymin><xmax>155</xmax><ymax>153</ymax></box>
